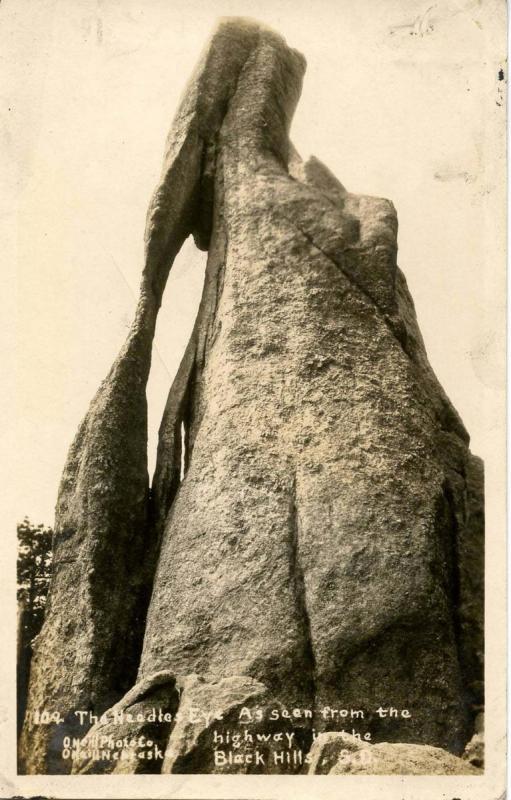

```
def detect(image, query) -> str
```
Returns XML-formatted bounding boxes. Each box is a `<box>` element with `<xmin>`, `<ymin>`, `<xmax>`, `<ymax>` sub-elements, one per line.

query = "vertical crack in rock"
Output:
<box><xmin>442</xmin><ymin>482</ymin><xmax>464</xmax><ymax>659</ymax></box>
<box><xmin>287</xmin><ymin>477</ymin><xmax>317</xmax><ymax>707</ymax></box>
<box><xmin>423</xmin><ymin>481</ymin><xmax>472</xmax><ymax>751</ymax></box>
<box><xmin>181</xmin><ymin>359</ymin><xmax>197</xmax><ymax>476</ymax></box>
<box><xmin>455</xmin><ymin>456</ymin><xmax>485</xmax><ymax>714</ymax></box>
<box><xmin>180</xmin><ymin>422</ymin><xmax>187</xmax><ymax>479</ymax></box>
<box><xmin>150</xmin><ymin>334</ymin><xmax>197</xmax><ymax>547</ymax></box>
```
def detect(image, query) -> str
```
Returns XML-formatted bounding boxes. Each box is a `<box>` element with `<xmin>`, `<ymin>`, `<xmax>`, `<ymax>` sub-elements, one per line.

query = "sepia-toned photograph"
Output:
<box><xmin>6</xmin><ymin>0</ymin><xmax>506</xmax><ymax>798</ymax></box>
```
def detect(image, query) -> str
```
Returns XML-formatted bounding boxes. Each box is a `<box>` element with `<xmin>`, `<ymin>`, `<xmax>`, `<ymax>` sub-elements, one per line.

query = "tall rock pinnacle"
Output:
<box><xmin>20</xmin><ymin>18</ymin><xmax>483</xmax><ymax>775</ymax></box>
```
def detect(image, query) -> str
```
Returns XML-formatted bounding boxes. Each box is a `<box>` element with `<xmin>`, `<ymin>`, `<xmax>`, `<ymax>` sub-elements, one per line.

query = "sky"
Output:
<box><xmin>8</xmin><ymin>0</ymin><xmax>506</xmax><ymax>525</ymax></box>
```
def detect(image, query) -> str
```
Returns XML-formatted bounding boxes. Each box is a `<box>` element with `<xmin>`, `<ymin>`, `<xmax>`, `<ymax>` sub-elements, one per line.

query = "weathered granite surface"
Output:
<box><xmin>160</xmin><ymin>674</ymin><xmax>311</xmax><ymax>774</ymax></box>
<box><xmin>462</xmin><ymin>711</ymin><xmax>484</xmax><ymax>769</ymax></box>
<box><xmin>20</xmin><ymin>17</ymin><xmax>484</xmax><ymax>775</ymax></box>
<box><xmin>71</xmin><ymin>672</ymin><xmax>179</xmax><ymax>775</ymax></box>
<box><xmin>18</xmin><ymin>12</ymin><xmax>207</xmax><ymax>770</ymax></box>
<box><xmin>307</xmin><ymin>731</ymin><xmax>482</xmax><ymax>775</ymax></box>
<box><xmin>141</xmin><ymin>18</ymin><xmax>484</xmax><ymax>754</ymax></box>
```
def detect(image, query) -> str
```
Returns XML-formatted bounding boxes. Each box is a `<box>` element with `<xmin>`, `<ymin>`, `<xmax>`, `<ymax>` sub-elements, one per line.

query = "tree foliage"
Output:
<box><xmin>17</xmin><ymin>517</ymin><xmax>53</xmax><ymax>737</ymax></box>
<box><xmin>17</xmin><ymin>517</ymin><xmax>53</xmax><ymax>648</ymax></box>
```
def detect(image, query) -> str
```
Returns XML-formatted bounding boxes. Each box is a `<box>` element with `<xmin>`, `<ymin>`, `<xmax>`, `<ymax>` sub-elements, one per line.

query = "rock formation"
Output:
<box><xmin>19</xmin><ymin>18</ymin><xmax>484</xmax><ymax>776</ymax></box>
<box><xmin>306</xmin><ymin>732</ymin><xmax>481</xmax><ymax>775</ymax></box>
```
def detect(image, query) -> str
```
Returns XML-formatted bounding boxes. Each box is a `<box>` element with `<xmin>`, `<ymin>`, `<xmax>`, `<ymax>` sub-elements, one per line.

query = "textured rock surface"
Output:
<box><xmin>20</xmin><ymin>17</ymin><xmax>484</xmax><ymax>774</ymax></box>
<box><xmin>18</xmin><ymin>18</ymin><xmax>231</xmax><ymax>775</ymax></box>
<box><xmin>457</xmin><ymin>455</ymin><xmax>485</xmax><ymax>709</ymax></box>
<box><xmin>71</xmin><ymin>672</ymin><xmax>179</xmax><ymax>775</ymax></box>
<box><xmin>161</xmin><ymin>674</ymin><xmax>309</xmax><ymax>774</ymax></box>
<box><xmin>307</xmin><ymin>732</ymin><xmax>481</xmax><ymax>775</ymax></box>
<box><xmin>71</xmin><ymin>672</ymin><xmax>309</xmax><ymax>776</ymax></box>
<box><xmin>462</xmin><ymin>712</ymin><xmax>484</xmax><ymax>769</ymax></box>
<box><xmin>140</xmin><ymin>18</ymin><xmax>484</xmax><ymax>755</ymax></box>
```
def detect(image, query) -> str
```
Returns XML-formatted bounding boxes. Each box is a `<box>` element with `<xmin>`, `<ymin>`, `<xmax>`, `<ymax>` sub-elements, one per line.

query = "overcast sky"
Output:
<box><xmin>9</xmin><ymin>0</ymin><xmax>506</xmax><ymax>525</ymax></box>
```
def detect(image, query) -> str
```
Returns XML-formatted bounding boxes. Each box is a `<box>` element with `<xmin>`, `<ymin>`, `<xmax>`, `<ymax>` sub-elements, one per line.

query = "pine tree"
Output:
<box><xmin>17</xmin><ymin>518</ymin><xmax>53</xmax><ymax>738</ymax></box>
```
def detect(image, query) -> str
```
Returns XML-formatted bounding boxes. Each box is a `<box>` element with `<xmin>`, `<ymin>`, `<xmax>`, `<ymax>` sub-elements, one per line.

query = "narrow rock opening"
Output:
<box><xmin>179</xmin><ymin>421</ymin><xmax>186</xmax><ymax>481</ymax></box>
<box><xmin>146</xmin><ymin>237</ymin><xmax>207</xmax><ymax>482</ymax></box>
